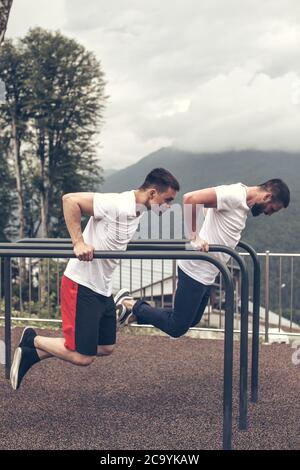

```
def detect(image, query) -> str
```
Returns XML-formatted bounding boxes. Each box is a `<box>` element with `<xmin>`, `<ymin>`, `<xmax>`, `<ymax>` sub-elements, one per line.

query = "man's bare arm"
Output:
<box><xmin>183</xmin><ymin>188</ymin><xmax>217</xmax><ymax>251</ymax></box>
<box><xmin>62</xmin><ymin>192</ymin><xmax>95</xmax><ymax>261</ymax></box>
<box><xmin>183</xmin><ymin>188</ymin><xmax>217</xmax><ymax>233</ymax></box>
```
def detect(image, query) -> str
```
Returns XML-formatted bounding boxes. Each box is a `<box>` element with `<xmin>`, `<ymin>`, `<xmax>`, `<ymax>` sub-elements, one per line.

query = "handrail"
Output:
<box><xmin>1</xmin><ymin>247</ymin><xmax>234</xmax><ymax>450</ymax></box>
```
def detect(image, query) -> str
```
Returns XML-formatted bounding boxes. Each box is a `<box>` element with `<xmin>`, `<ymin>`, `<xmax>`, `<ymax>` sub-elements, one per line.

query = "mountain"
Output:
<box><xmin>101</xmin><ymin>147</ymin><xmax>300</xmax><ymax>252</ymax></box>
<box><xmin>102</xmin><ymin>168</ymin><xmax>118</xmax><ymax>179</ymax></box>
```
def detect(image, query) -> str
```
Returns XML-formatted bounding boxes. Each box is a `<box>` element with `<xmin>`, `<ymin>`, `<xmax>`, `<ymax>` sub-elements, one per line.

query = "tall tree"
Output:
<box><xmin>0</xmin><ymin>41</ymin><xmax>28</xmax><ymax>241</ymax></box>
<box><xmin>0</xmin><ymin>28</ymin><xmax>106</xmax><ymax>240</ymax></box>
<box><xmin>23</xmin><ymin>28</ymin><xmax>106</xmax><ymax>237</ymax></box>
<box><xmin>0</xmin><ymin>133</ymin><xmax>14</xmax><ymax>241</ymax></box>
<box><xmin>0</xmin><ymin>0</ymin><xmax>13</xmax><ymax>45</ymax></box>
<box><xmin>0</xmin><ymin>28</ymin><xmax>107</xmax><ymax>307</ymax></box>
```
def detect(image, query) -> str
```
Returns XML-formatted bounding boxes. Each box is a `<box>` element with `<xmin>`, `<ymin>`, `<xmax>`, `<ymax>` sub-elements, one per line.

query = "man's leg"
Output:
<box><xmin>122</xmin><ymin>268</ymin><xmax>211</xmax><ymax>338</ymax></box>
<box><xmin>34</xmin><ymin>336</ymin><xmax>95</xmax><ymax>366</ymax></box>
<box><xmin>11</xmin><ymin>277</ymin><xmax>101</xmax><ymax>390</ymax></box>
<box><xmin>10</xmin><ymin>335</ymin><xmax>95</xmax><ymax>390</ymax></box>
<box><xmin>97</xmin><ymin>295</ymin><xmax>116</xmax><ymax>357</ymax></box>
<box><xmin>190</xmin><ymin>287</ymin><xmax>211</xmax><ymax>327</ymax></box>
<box><xmin>97</xmin><ymin>345</ymin><xmax>114</xmax><ymax>356</ymax></box>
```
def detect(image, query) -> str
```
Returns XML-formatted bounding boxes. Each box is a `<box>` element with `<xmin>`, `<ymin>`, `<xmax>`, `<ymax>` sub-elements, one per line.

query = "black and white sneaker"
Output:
<box><xmin>114</xmin><ymin>288</ymin><xmax>135</xmax><ymax>328</ymax></box>
<box><xmin>18</xmin><ymin>327</ymin><xmax>37</xmax><ymax>349</ymax></box>
<box><xmin>10</xmin><ymin>346</ymin><xmax>40</xmax><ymax>390</ymax></box>
<box><xmin>113</xmin><ymin>288</ymin><xmax>130</xmax><ymax>305</ymax></box>
<box><xmin>118</xmin><ymin>309</ymin><xmax>134</xmax><ymax>328</ymax></box>
<box><xmin>115</xmin><ymin>302</ymin><xmax>126</xmax><ymax>319</ymax></box>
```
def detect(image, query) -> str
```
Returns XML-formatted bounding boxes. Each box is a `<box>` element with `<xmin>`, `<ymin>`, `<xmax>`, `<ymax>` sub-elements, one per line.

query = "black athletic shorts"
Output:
<box><xmin>61</xmin><ymin>275</ymin><xmax>116</xmax><ymax>356</ymax></box>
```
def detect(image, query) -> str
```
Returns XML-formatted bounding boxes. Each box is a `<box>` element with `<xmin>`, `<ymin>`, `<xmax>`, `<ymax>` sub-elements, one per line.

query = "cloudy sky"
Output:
<box><xmin>6</xmin><ymin>0</ymin><xmax>300</xmax><ymax>169</ymax></box>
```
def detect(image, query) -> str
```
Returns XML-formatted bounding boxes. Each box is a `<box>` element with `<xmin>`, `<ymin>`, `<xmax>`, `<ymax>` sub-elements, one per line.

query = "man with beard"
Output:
<box><xmin>115</xmin><ymin>179</ymin><xmax>290</xmax><ymax>338</ymax></box>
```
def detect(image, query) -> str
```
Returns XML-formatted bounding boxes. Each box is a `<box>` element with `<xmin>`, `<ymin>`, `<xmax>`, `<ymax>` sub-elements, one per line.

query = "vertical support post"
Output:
<box><xmin>172</xmin><ymin>260</ymin><xmax>176</xmax><ymax>307</ymax></box>
<box><xmin>47</xmin><ymin>258</ymin><xmax>50</xmax><ymax>317</ymax></box>
<box><xmin>4</xmin><ymin>257</ymin><xmax>12</xmax><ymax>379</ymax></box>
<box><xmin>290</xmin><ymin>257</ymin><xmax>294</xmax><ymax>330</ymax></box>
<box><xmin>279</xmin><ymin>256</ymin><xmax>282</xmax><ymax>331</ymax></box>
<box><xmin>222</xmin><ymin>270</ymin><xmax>234</xmax><ymax>451</ymax></box>
<box><xmin>29</xmin><ymin>258</ymin><xmax>32</xmax><ymax>315</ymax></box>
<box><xmin>265</xmin><ymin>251</ymin><xmax>270</xmax><ymax>344</ymax></box>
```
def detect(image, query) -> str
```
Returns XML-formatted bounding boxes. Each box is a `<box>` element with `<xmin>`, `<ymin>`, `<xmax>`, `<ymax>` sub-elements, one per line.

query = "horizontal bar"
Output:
<box><xmin>0</xmin><ymin>249</ymin><xmax>227</xmax><ymax>260</ymax></box>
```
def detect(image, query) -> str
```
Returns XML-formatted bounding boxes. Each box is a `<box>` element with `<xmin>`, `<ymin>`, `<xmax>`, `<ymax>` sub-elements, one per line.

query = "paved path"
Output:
<box><xmin>0</xmin><ymin>328</ymin><xmax>299</xmax><ymax>450</ymax></box>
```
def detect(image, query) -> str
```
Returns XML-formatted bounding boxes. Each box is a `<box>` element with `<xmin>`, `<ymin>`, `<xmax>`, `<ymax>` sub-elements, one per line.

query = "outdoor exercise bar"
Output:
<box><xmin>0</xmin><ymin>247</ymin><xmax>234</xmax><ymax>450</ymax></box>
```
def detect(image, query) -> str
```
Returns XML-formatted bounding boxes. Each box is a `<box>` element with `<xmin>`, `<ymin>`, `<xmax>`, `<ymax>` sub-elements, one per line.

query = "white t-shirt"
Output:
<box><xmin>178</xmin><ymin>183</ymin><xmax>250</xmax><ymax>285</ymax></box>
<box><xmin>64</xmin><ymin>190</ymin><xmax>143</xmax><ymax>296</ymax></box>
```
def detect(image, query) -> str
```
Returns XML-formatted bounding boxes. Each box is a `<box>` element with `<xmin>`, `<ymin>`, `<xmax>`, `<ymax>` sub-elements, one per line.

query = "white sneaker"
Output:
<box><xmin>114</xmin><ymin>288</ymin><xmax>130</xmax><ymax>305</ymax></box>
<box><xmin>114</xmin><ymin>288</ymin><xmax>135</xmax><ymax>328</ymax></box>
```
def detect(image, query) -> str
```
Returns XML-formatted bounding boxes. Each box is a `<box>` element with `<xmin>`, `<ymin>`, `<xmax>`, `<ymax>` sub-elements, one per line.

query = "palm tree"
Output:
<box><xmin>0</xmin><ymin>0</ymin><xmax>13</xmax><ymax>44</ymax></box>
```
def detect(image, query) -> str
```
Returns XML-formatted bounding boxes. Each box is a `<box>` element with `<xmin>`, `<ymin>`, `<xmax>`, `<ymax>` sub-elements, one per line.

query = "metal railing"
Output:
<box><xmin>8</xmin><ymin>245</ymin><xmax>297</xmax><ymax>343</ymax></box>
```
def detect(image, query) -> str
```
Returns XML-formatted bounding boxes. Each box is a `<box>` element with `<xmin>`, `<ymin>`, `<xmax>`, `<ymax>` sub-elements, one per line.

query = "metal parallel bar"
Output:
<box><xmin>29</xmin><ymin>258</ymin><xmax>32</xmax><ymax>315</ymax></box>
<box><xmin>38</xmin><ymin>260</ymin><xmax>41</xmax><ymax>317</ymax></box>
<box><xmin>4</xmin><ymin>258</ymin><xmax>11</xmax><ymax>379</ymax></box>
<box><xmin>290</xmin><ymin>257</ymin><xmax>294</xmax><ymax>331</ymax></box>
<box><xmin>6</xmin><ymin>240</ymin><xmax>250</xmax><ymax>429</ymax></box>
<box><xmin>140</xmin><ymin>239</ymin><xmax>261</xmax><ymax>410</ymax></box>
<box><xmin>14</xmin><ymin>240</ymin><xmax>300</xmax><ymax>257</ymax></box>
<box><xmin>5</xmin><ymin>242</ymin><xmax>191</xmax><ymax>251</ymax></box>
<box><xmin>19</xmin><ymin>259</ymin><xmax>22</xmax><ymax>314</ymax></box>
<box><xmin>279</xmin><ymin>256</ymin><xmax>282</xmax><ymax>331</ymax></box>
<box><xmin>56</xmin><ymin>259</ymin><xmax>60</xmax><ymax>308</ymax></box>
<box><xmin>265</xmin><ymin>251</ymin><xmax>270</xmax><ymax>345</ymax></box>
<box><xmin>161</xmin><ymin>260</ymin><xmax>164</xmax><ymax>308</ymax></box>
<box><xmin>140</xmin><ymin>259</ymin><xmax>143</xmax><ymax>298</ymax></box>
<box><xmin>129</xmin><ymin>259</ymin><xmax>133</xmax><ymax>294</ymax></box>
<box><xmin>3</xmin><ymin>243</ymin><xmax>76</xmax><ymax>250</ymax></box>
<box><xmin>129</xmin><ymin>242</ymin><xmax>249</xmax><ymax>429</ymax></box>
<box><xmin>151</xmin><ymin>259</ymin><xmax>153</xmax><ymax>302</ymax></box>
<box><xmin>47</xmin><ymin>258</ymin><xmax>50</xmax><ymax>318</ymax></box>
<box><xmin>172</xmin><ymin>260</ymin><xmax>176</xmax><ymax>307</ymax></box>
<box><xmin>219</xmin><ymin>276</ymin><xmax>222</xmax><ymax>329</ymax></box>
<box><xmin>1</xmin><ymin>247</ymin><xmax>234</xmax><ymax>450</ymax></box>
<box><xmin>18</xmin><ymin>238</ymin><xmax>71</xmax><ymax>243</ymax></box>
<box><xmin>119</xmin><ymin>259</ymin><xmax>122</xmax><ymax>290</ymax></box>
<box><xmin>238</xmin><ymin>241</ymin><xmax>261</xmax><ymax>404</ymax></box>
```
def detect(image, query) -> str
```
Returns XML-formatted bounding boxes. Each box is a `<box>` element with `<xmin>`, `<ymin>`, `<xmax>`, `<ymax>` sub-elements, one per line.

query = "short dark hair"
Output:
<box><xmin>259</xmin><ymin>178</ymin><xmax>290</xmax><ymax>208</ymax></box>
<box><xmin>139</xmin><ymin>168</ymin><xmax>180</xmax><ymax>193</ymax></box>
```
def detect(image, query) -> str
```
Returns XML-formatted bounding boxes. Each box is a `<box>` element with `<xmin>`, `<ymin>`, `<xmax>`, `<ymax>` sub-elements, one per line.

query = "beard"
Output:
<box><xmin>251</xmin><ymin>203</ymin><xmax>265</xmax><ymax>217</ymax></box>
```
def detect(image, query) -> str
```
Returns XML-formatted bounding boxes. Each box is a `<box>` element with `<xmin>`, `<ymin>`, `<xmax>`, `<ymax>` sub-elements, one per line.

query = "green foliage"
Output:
<box><xmin>0</xmin><ymin>28</ymin><xmax>107</xmax><ymax>240</ymax></box>
<box><xmin>0</xmin><ymin>136</ymin><xmax>14</xmax><ymax>240</ymax></box>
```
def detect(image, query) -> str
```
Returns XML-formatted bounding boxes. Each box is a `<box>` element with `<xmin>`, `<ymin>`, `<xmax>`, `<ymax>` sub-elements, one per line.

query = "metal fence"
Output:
<box><xmin>114</xmin><ymin>251</ymin><xmax>300</xmax><ymax>338</ymax></box>
<box><xmin>2</xmin><ymin>249</ymin><xmax>299</xmax><ymax>337</ymax></box>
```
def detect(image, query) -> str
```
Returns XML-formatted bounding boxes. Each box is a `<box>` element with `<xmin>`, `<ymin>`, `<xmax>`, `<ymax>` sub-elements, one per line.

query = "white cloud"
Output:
<box><xmin>7</xmin><ymin>0</ymin><xmax>66</xmax><ymax>38</ymax></box>
<box><xmin>140</xmin><ymin>68</ymin><xmax>300</xmax><ymax>153</ymax></box>
<box><xmin>5</xmin><ymin>0</ymin><xmax>300</xmax><ymax>168</ymax></box>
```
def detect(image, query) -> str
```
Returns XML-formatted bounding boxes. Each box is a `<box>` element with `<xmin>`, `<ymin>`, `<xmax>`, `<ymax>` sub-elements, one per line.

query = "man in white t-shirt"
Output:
<box><xmin>10</xmin><ymin>168</ymin><xmax>180</xmax><ymax>390</ymax></box>
<box><xmin>116</xmin><ymin>179</ymin><xmax>290</xmax><ymax>338</ymax></box>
